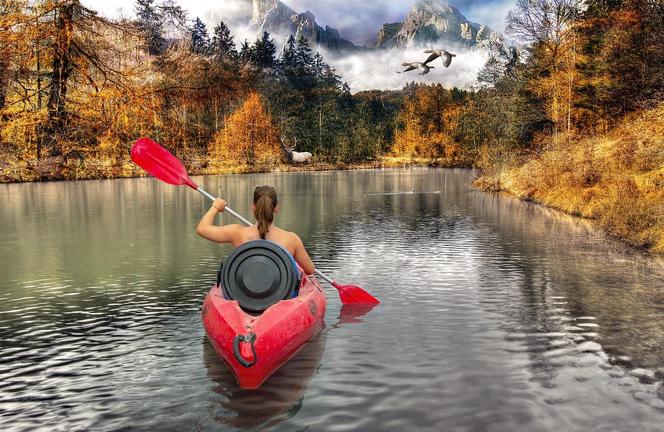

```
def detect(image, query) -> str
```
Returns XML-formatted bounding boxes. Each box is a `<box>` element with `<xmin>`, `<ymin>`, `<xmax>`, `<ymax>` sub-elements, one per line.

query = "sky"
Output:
<box><xmin>82</xmin><ymin>0</ymin><xmax>515</xmax><ymax>45</ymax></box>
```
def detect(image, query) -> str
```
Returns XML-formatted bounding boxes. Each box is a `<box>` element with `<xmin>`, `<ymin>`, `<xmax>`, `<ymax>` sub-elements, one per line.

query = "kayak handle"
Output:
<box><xmin>233</xmin><ymin>333</ymin><xmax>257</xmax><ymax>368</ymax></box>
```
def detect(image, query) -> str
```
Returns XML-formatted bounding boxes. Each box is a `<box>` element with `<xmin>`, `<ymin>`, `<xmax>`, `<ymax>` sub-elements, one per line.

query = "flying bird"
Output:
<box><xmin>397</xmin><ymin>62</ymin><xmax>434</xmax><ymax>75</ymax></box>
<box><xmin>423</xmin><ymin>49</ymin><xmax>456</xmax><ymax>68</ymax></box>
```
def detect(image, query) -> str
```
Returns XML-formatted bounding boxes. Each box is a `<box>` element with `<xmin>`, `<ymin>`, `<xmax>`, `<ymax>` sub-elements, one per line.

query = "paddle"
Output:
<box><xmin>131</xmin><ymin>137</ymin><xmax>379</xmax><ymax>305</ymax></box>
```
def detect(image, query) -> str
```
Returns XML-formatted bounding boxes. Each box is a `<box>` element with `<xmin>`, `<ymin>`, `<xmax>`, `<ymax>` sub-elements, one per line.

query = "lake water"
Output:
<box><xmin>1</xmin><ymin>168</ymin><xmax>663</xmax><ymax>431</ymax></box>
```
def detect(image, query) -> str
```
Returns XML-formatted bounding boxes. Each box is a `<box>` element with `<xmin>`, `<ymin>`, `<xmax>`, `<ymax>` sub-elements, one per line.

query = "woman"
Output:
<box><xmin>196</xmin><ymin>185</ymin><xmax>315</xmax><ymax>275</ymax></box>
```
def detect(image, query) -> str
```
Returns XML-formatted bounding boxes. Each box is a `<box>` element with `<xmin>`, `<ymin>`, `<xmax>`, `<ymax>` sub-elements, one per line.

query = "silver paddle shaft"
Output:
<box><xmin>196</xmin><ymin>186</ymin><xmax>333</xmax><ymax>283</ymax></box>
<box><xmin>196</xmin><ymin>187</ymin><xmax>252</xmax><ymax>226</ymax></box>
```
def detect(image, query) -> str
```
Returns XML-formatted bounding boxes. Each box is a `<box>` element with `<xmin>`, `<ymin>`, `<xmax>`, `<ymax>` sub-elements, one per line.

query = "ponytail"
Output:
<box><xmin>253</xmin><ymin>186</ymin><xmax>278</xmax><ymax>239</ymax></box>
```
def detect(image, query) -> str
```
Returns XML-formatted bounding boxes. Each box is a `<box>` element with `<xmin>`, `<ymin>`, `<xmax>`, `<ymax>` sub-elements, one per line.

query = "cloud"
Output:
<box><xmin>326</xmin><ymin>45</ymin><xmax>488</xmax><ymax>92</ymax></box>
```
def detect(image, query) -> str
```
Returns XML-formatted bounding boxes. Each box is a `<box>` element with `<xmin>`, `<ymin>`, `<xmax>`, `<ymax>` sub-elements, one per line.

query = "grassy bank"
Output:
<box><xmin>474</xmin><ymin>104</ymin><xmax>664</xmax><ymax>254</ymax></box>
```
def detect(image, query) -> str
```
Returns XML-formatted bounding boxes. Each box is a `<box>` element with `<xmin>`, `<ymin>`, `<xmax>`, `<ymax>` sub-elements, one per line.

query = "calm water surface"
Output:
<box><xmin>1</xmin><ymin>168</ymin><xmax>663</xmax><ymax>431</ymax></box>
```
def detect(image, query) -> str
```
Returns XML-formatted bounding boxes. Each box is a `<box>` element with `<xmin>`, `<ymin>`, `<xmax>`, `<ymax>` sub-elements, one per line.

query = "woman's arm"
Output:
<box><xmin>293</xmin><ymin>235</ymin><xmax>315</xmax><ymax>275</ymax></box>
<box><xmin>196</xmin><ymin>198</ymin><xmax>240</xmax><ymax>244</ymax></box>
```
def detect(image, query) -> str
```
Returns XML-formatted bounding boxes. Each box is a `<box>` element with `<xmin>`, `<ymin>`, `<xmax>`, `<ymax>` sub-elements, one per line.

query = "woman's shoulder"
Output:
<box><xmin>268</xmin><ymin>227</ymin><xmax>299</xmax><ymax>246</ymax></box>
<box><xmin>283</xmin><ymin>230</ymin><xmax>303</xmax><ymax>247</ymax></box>
<box><xmin>273</xmin><ymin>225</ymin><xmax>299</xmax><ymax>239</ymax></box>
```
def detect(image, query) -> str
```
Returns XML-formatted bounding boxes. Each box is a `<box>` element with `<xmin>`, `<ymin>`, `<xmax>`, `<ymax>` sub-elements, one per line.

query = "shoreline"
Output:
<box><xmin>472</xmin><ymin>177</ymin><xmax>664</xmax><ymax>258</ymax></box>
<box><xmin>0</xmin><ymin>156</ymin><xmax>468</xmax><ymax>184</ymax></box>
<box><xmin>475</xmin><ymin>184</ymin><xmax>662</xmax><ymax>258</ymax></box>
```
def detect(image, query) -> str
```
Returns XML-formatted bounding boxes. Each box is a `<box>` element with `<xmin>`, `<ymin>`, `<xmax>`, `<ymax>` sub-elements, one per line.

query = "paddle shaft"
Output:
<box><xmin>196</xmin><ymin>186</ymin><xmax>333</xmax><ymax>283</ymax></box>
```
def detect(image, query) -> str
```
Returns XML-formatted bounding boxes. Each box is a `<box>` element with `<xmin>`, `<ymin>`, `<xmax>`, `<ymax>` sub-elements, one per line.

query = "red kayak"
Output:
<box><xmin>202</xmin><ymin>274</ymin><xmax>327</xmax><ymax>389</ymax></box>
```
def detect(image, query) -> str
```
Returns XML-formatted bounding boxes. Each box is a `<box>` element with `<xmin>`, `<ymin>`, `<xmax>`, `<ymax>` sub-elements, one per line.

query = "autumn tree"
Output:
<box><xmin>507</xmin><ymin>0</ymin><xmax>584</xmax><ymax>134</ymax></box>
<box><xmin>210</xmin><ymin>93</ymin><xmax>280</xmax><ymax>165</ymax></box>
<box><xmin>394</xmin><ymin>85</ymin><xmax>452</xmax><ymax>158</ymax></box>
<box><xmin>0</xmin><ymin>1</ymin><xmax>26</xmax><ymax>112</ymax></box>
<box><xmin>0</xmin><ymin>1</ymin><xmax>147</xmax><ymax>161</ymax></box>
<box><xmin>36</xmin><ymin>0</ymin><xmax>143</xmax><ymax>158</ymax></box>
<box><xmin>576</xmin><ymin>0</ymin><xmax>664</xmax><ymax>125</ymax></box>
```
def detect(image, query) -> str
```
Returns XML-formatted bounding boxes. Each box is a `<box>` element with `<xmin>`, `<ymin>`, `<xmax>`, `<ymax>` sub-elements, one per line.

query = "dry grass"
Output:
<box><xmin>475</xmin><ymin>103</ymin><xmax>664</xmax><ymax>254</ymax></box>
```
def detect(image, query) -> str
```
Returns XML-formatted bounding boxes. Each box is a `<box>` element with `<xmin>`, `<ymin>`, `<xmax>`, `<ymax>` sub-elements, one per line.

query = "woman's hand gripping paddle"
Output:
<box><xmin>131</xmin><ymin>137</ymin><xmax>379</xmax><ymax>305</ymax></box>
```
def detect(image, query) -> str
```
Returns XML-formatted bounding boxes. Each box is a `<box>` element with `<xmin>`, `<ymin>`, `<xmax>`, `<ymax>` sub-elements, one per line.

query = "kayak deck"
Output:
<box><xmin>202</xmin><ymin>274</ymin><xmax>327</xmax><ymax>389</ymax></box>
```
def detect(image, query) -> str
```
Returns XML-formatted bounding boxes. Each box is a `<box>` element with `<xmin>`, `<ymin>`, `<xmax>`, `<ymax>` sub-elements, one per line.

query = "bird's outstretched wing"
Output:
<box><xmin>442</xmin><ymin>53</ymin><xmax>453</xmax><ymax>67</ymax></box>
<box><xmin>423</xmin><ymin>52</ymin><xmax>440</xmax><ymax>65</ymax></box>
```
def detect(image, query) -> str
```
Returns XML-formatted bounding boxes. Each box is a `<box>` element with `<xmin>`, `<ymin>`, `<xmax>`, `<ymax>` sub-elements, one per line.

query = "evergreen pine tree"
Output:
<box><xmin>189</xmin><ymin>17</ymin><xmax>210</xmax><ymax>54</ymax></box>
<box><xmin>313</xmin><ymin>52</ymin><xmax>325</xmax><ymax>77</ymax></box>
<box><xmin>280</xmin><ymin>34</ymin><xmax>298</xmax><ymax>72</ymax></box>
<box><xmin>251</xmin><ymin>31</ymin><xmax>277</xmax><ymax>68</ymax></box>
<box><xmin>239</xmin><ymin>40</ymin><xmax>251</xmax><ymax>62</ymax></box>
<box><xmin>295</xmin><ymin>36</ymin><xmax>314</xmax><ymax>74</ymax></box>
<box><xmin>135</xmin><ymin>0</ymin><xmax>165</xmax><ymax>55</ymax></box>
<box><xmin>211</xmin><ymin>20</ymin><xmax>236</xmax><ymax>61</ymax></box>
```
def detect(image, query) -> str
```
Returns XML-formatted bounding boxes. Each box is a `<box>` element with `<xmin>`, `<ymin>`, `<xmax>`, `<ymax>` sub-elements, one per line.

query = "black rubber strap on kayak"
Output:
<box><xmin>216</xmin><ymin>262</ymin><xmax>222</xmax><ymax>288</ymax></box>
<box><xmin>233</xmin><ymin>333</ymin><xmax>257</xmax><ymax>368</ymax></box>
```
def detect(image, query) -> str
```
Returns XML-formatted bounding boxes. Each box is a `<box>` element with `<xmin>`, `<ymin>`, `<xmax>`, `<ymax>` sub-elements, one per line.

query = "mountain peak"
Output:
<box><xmin>412</xmin><ymin>0</ymin><xmax>456</xmax><ymax>13</ymax></box>
<box><xmin>249</xmin><ymin>0</ymin><xmax>359</xmax><ymax>51</ymax></box>
<box><xmin>376</xmin><ymin>0</ymin><xmax>498</xmax><ymax>49</ymax></box>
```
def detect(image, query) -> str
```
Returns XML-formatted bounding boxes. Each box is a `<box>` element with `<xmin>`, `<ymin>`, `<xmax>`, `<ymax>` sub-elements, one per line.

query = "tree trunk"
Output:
<box><xmin>567</xmin><ymin>73</ymin><xmax>572</xmax><ymax>135</ymax></box>
<box><xmin>0</xmin><ymin>58</ymin><xmax>8</xmax><ymax>112</ymax></box>
<box><xmin>0</xmin><ymin>1</ymin><xmax>11</xmax><ymax>114</ymax></box>
<box><xmin>45</xmin><ymin>2</ymin><xmax>75</xmax><ymax>157</ymax></box>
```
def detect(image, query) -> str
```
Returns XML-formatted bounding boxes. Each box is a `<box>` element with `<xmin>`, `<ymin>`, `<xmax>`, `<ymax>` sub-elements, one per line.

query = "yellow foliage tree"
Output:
<box><xmin>210</xmin><ymin>92</ymin><xmax>280</xmax><ymax>165</ymax></box>
<box><xmin>393</xmin><ymin>86</ymin><xmax>455</xmax><ymax>160</ymax></box>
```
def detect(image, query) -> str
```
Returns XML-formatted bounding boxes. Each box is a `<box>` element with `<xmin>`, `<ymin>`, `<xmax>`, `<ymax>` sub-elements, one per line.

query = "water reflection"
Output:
<box><xmin>335</xmin><ymin>304</ymin><xmax>378</xmax><ymax>325</ymax></box>
<box><xmin>203</xmin><ymin>332</ymin><xmax>326</xmax><ymax>430</ymax></box>
<box><xmin>1</xmin><ymin>169</ymin><xmax>664</xmax><ymax>431</ymax></box>
<box><xmin>201</xmin><ymin>304</ymin><xmax>376</xmax><ymax>429</ymax></box>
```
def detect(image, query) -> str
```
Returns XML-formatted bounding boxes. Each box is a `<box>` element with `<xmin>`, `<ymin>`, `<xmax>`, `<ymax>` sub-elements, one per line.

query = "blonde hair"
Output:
<box><xmin>253</xmin><ymin>186</ymin><xmax>277</xmax><ymax>239</ymax></box>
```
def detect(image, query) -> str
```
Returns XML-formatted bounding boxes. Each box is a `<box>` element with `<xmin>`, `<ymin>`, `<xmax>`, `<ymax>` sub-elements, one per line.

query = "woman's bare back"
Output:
<box><xmin>196</xmin><ymin>197</ymin><xmax>316</xmax><ymax>275</ymax></box>
<box><xmin>234</xmin><ymin>225</ymin><xmax>297</xmax><ymax>255</ymax></box>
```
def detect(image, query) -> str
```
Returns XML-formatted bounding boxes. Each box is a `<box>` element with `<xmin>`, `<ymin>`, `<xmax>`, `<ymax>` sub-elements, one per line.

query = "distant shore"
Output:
<box><xmin>0</xmin><ymin>156</ymin><xmax>468</xmax><ymax>184</ymax></box>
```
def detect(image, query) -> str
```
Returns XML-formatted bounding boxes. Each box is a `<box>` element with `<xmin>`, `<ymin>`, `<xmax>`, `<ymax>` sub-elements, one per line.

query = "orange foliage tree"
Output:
<box><xmin>392</xmin><ymin>85</ymin><xmax>468</xmax><ymax>165</ymax></box>
<box><xmin>210</xmin><ymin>92</ymin><xmax>280</xmax><ymax>165</ymax></box>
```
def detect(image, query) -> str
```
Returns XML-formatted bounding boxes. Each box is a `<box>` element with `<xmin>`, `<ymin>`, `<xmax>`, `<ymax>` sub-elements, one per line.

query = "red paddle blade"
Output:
<box><xmin>131</xmin><ymin>137</ymin><xmax>198</xmax><ymax>189</ymax></box>
<box><xmin>333</xmin><ymin>282</ymin><xmax>380</xmax><ymax>305</ymax></box>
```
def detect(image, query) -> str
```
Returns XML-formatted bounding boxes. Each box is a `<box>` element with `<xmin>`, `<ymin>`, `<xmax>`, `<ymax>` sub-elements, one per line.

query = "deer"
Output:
<box><xmin>281</xmin><ymin>135</ymin><xmax>312</xmax><ymax>164</ymax></box>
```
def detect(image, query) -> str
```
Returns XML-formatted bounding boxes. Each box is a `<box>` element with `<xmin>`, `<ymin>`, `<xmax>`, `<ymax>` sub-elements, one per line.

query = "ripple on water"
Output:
<box><xmin>1</xmin><ymin>169</ymin><xmax>664</xmax><ymax>431</ymax></box>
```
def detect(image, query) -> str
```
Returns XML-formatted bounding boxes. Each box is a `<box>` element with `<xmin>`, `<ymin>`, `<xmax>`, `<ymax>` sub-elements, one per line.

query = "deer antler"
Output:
<box><xmin>280</xmin><ymin>134</ymin><xmax>295</xmax><ymax>151</ymax></box>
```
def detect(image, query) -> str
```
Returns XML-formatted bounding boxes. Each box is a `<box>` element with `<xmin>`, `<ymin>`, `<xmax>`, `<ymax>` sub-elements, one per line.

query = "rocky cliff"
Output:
<box><xmin>250</xmin><ymin>0</ymin><xmax>359</xmax><ymax>51</ymax></box>
<box><xmin>248</xmin><ymin>0</ymin><xmax>499</xmax><ymax>53</ymax></box>
<box><xmin>375</xmin><ymin>0</ymin><xmax>499</xmax><ymax>48</ymax></box>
